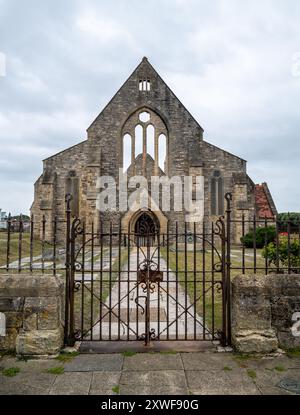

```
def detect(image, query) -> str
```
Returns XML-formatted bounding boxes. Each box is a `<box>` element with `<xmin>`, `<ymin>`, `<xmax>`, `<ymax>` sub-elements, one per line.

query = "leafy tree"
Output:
<box><xmin>241</xmin><ymin>226</ymin><xmax>276</xmax><ymax>249</ymax></box>
<box><xmin>277</xmin><ymin>213</ymin><xmax>300</xmax><ymax>233</ymax></box>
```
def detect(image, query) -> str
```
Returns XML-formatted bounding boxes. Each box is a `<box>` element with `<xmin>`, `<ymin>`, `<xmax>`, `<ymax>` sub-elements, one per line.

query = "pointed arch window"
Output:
<box><xmin>135</xmin><ymin>125</ymin><xmax>143</xmax><ymax>157</ymax></box>
<box><xmin>158</xmin><ymin>134</ymin><xmax>166</xmax><ymax>172</ymax></box>
<box><xmin>122</xmin><ymin>108</ymin><xmax>168</xmax><ymax>175</ymax></box>
<box><xmin>146</xmin><ymin>125</ymin><xmax>155</xmax><ymax>159</ymax></box>
<box><xmin>123</xmin><ymin>134</ymin><xmax>132</xmax><ymax>172</ymax></box>
<box><xmin>211</xmin><ymin>171</ymin><xmax>224</xmax><ymax>215</ymax></box>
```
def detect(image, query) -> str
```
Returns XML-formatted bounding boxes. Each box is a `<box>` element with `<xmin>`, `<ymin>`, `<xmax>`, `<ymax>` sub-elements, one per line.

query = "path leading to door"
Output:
<box><xmin>90</xmin><ymin>247</ymin><xmax>210</xmax><ymax>341</ymax></box>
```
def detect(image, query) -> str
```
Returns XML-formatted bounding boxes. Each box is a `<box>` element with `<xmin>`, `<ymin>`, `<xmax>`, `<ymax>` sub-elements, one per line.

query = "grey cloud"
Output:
<box><xmin>0</xmin><ymin>0</ymin><xmax>299</xmax><ymax>214</ymax></box>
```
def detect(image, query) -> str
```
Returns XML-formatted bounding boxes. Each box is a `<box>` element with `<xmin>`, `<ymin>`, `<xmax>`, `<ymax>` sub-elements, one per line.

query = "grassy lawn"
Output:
<box><xmin>160</xmin><ymin>246</ymin><xmax>266</xmax><ymax>336</ymax></box>
<box><xmin>0</xmin><ymin>232</ymin><xmax>54</xmax><ymax>269</ymax></box>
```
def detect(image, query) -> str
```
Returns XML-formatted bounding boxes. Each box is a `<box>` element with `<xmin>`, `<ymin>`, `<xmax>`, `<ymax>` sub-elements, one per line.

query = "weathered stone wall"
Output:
<box><xmin>232</xmin><ymin>274</ymin><xmax>300</xmax><ymax>353</ymax></box>
<box><xmin>0</xmin><ymin>274</ymin><xmax>64</xmax><ymax>356</ymax></box>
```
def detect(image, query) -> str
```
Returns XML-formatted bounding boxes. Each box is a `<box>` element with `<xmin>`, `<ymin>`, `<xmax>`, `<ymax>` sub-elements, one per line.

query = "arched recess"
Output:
<box><xmin>66</xmin><ymin>170</ymin><xmax>79</xmax><ymax>217</ymax></box>
<box><xmin>211</xmin><ymin>171</ymin><xmax>224</xmax><ymax>215</ymax></box>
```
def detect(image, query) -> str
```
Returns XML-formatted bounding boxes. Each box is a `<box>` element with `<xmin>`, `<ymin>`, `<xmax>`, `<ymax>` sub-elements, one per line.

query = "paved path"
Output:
<box><xmin>90</xmin><ymin>247</ymin><xmax>209</xmax><ymax>341</ymax></box>
<box><xmin>1</xmin><ymin>352</ymin><xmax>299</xmax><ymax>395</ymax></box>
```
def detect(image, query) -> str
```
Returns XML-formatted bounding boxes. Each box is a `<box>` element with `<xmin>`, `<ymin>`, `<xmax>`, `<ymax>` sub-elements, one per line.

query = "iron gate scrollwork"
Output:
<box><xmin>64</xmin><ymin>201</ymin><xmax>231</xmax><ymax>348</ymax></box>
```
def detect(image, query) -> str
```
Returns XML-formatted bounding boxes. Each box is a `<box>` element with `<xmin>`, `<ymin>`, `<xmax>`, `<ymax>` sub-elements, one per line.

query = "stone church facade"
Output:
<box><xmin>31</xmin><ymin>58</ymin><xmax>276</xmax><ymax>242</ymax></box>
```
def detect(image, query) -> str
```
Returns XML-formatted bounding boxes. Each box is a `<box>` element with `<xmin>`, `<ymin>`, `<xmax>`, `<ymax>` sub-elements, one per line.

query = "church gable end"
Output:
<box><xmin>31</xmin><ymin>58</ymin><xmax>277</xmax><ymax>243</ymax></box>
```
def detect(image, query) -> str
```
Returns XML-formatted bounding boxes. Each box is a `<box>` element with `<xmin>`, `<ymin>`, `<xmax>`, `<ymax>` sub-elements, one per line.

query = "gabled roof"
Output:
<box><xmin>255</xmin><ymin>183</ymin><xmax>277</xmax><ymax>218</ymax></box>
<box><xmin>88</xmin><ymin>57</ymin><xmax>204</xmax><ymax>132</ymax></box>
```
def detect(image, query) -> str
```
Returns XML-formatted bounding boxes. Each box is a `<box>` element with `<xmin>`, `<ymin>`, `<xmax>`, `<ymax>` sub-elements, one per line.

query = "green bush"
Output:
<box><xmin>241</xmin><ymin>226</ymin><xmax>276</xmax><ymax>248</ymax></box>
<box><xmin>262</xmin><ymin>237</ymin><xmax>300</xmax><ymax>271</ymax></box>
<box><xmin>277</xmin><ymin>213</ymin><xmax>300</xmax><ymax>233</ymax></box>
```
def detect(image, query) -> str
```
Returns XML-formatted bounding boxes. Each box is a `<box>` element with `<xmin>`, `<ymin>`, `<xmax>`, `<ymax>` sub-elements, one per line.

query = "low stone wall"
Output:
<box><xmin>232</xmin><ymin>274</ymin><xmax>300</xmax><ymax>353</ymax></box>
<box><xmin>0</xmin><ymin>274</ymin><xmax>64</xmax><ymax>357</ymax></box>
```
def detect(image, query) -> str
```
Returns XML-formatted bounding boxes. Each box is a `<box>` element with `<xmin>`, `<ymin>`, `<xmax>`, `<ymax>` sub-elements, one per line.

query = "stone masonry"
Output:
<box><xmin>0</xmin><ymin>274</ymin><xmax>64</xmax><ymax>356</ymax></box>
<box><xmin>232</xmin><ymin>274</ymin><xmax>300</xmax><ymax>353</ymax></box>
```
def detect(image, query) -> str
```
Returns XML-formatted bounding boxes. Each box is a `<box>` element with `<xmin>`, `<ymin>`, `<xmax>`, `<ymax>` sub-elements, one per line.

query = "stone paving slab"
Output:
<box><xmin>186</xmin><ymin>370</ymin><xmax>260</xmax><ymax>395</ymax></box>
<box><xmin>181</xmin><ymin>352</ymin><xmax>240</xmax><ymax>371</ymax></box>
<box><xmin>64</xmin><ymin>354</ymin><xmax>123</xmax><ymax>372</ymax></box>
<box><xmin>89</xmin><ymin>371</ymin><xmax>121</xmax><ymax>395</ymax></box>
<box><xmin>120</xmin><ymin>370</ymin><xmax>187</xmax><ymax>387</ymax></box>
<box><xmin>0</xmin><ymin>372</ymin><xmax>55</xmax><ymax>395</ymax></box>
<box><xmin>258</xmin><ymin>386</ymin><xmax>294</xmax><ymax>395</ymax></box>
<box><xmin>123</xmin><ymin>353</ymin><xmax>183</xmax><ymax>371</ymax></box>
<box><xmin>234</xmin><ymin>355</ymin><xmax>300</xmax><ymax>370</ymax></box>
<box><xmin>254</xmin><ymin>368</ymin><xmax>300</xmax><ymax>389</ymax></box>
<box><xmin>0</xmin><ymin>357</ymin><xmax>62</xmax><ymax>373</ymax></box>
<box><xmin>49</xmin><ymin>372</ymin><xmax>92</xmax><ymax>395</ymax></box>
<box><xmin>1</xmin><ymin>352</ymin><xmax>300</xmax><ymax>395</ymax></box>
<box><xmin>120</xmin><ymin>385</ymin><xmax>188</xmax><ymax>395</ymax></box>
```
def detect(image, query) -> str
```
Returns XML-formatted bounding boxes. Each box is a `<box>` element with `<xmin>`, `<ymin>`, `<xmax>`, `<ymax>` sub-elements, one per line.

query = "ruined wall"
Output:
<box><xmin>31</xmin><ymin>58</ymin><xmax>256</xmax><ymax>240</ymax></box>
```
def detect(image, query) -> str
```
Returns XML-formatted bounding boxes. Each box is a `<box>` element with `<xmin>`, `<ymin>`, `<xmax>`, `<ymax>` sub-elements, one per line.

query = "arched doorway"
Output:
<box><xmin>134</xmin><ymin>212</ymin><xmax>159</xmax><ymax>246</ymax></box>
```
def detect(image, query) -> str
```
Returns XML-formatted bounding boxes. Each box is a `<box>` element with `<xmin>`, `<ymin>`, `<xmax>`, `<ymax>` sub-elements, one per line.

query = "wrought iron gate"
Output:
<box><xmin>64</xmin><ymin>196</ymin><xmax>232</xmax><ymax>347</ymax></box>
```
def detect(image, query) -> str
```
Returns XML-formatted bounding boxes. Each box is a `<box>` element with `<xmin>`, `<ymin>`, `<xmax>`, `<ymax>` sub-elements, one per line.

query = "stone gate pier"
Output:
<box><xmin>232</xmin><ymin>274</ymin><xmax>300</xmax><ymax>354</ymax></box>
<box><xmin>0</xmin><ymin>274</ymin><xmax>64</xmax><ymax>357</ymax></box>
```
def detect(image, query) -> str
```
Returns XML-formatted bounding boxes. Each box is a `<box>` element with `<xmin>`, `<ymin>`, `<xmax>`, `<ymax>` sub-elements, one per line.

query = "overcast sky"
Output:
<box><xmin>0</xmin><ymin>0</ymin><xmax>300</xmax><ymax>215</ymax></box>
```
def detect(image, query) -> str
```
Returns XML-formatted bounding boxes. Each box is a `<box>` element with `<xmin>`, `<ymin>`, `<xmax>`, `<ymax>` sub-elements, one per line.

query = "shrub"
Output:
<box><xmin>277</xmin><ymin>213</ymin><xmax>300</xmax><ymax>233</ymax></box>
<box><xmin>241</xmin><ymin>226</ymin><xmax>276</xmax><ymax>248</ymax></box>
<box><xmin>262</xmin><ymin>236</ymin><xmax>300</xmax><ymax>271</ymax></box>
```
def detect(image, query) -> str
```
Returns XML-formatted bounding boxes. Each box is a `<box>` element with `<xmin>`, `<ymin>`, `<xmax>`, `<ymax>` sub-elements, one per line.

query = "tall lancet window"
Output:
<box><xmin>123</xmin><ymin>134</ymin><xmax>132</xmax><ymax>172</ymax></box>
<box><xmin>211</xmin><ymin>170</ymin><xmax>224</xmax><ymax>215</ymax></box>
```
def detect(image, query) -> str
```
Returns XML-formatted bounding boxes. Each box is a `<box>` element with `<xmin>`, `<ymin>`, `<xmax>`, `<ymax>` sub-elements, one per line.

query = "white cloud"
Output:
<box><xmin>76</xmin><ymin>10</ymin><xmax>138</xmax><ymax>49</ymax></box>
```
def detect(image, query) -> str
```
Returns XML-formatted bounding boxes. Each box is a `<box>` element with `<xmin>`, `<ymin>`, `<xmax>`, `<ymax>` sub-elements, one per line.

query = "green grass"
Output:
<box><xmin>1</xmin><ymin>367</ymin><xmax>20</xmax><ymax>377</ymax></box>
<box><xmin>112</xmin><ymin>385</ymin><xmax>120</xmax><ymax>394</ymax></box>
<box><xmin>55</xmin><ymin>352</ymin><xmax>79</xmax><ymax>363</ymax></box>
<box><xmin>46</xmin><ymin>366</ymin><xmax>65</xmax><ymax>375</ymax></box>
<box><xmin>223</xmin><ymin>365</ymin><xmax>232</xmax><ymax>371</ymax></box>
<box><xmin>274</xmin><ymin>365</ymin><xmax>286</xmax><ymax>372</ymax></box>
<box><xmin>122</xmin><ymin>350</ymin><xmax>136</xmax><ymax>357</ymax></box>
<box><xmin>0</xmin><ymin>233</ymin><xmax>54</xmax><ymax>268</ymax></box>
<box><xmin>160</xmin><ymin>247</ymin><xmax>266</xmax><ymax>336</ymax></box>
<box><xmin>246</xmin><ymin>369</ymin><xmax>257</xmax><ymax>379</ymax></box>
<box><xmin>233</xmin><ymin>353</ymin><xmax>253</xmax><ymax>361</ymax></box>
<box><xmin>286</xmin><ymin>348</ymin><xmax>300</xmax><ymax>358</ymax></box>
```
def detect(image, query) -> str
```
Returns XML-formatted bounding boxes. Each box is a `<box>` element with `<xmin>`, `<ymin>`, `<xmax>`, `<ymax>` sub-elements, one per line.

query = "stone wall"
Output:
<box><xmin>232</xmin><ymin>274</ymin><xmax>300</xmax><ymax>353</ymax></box>
<box><xmin>0</xmin><ymin>274</ymin><xmax>64</xmax><ymax>357</ymax></box>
